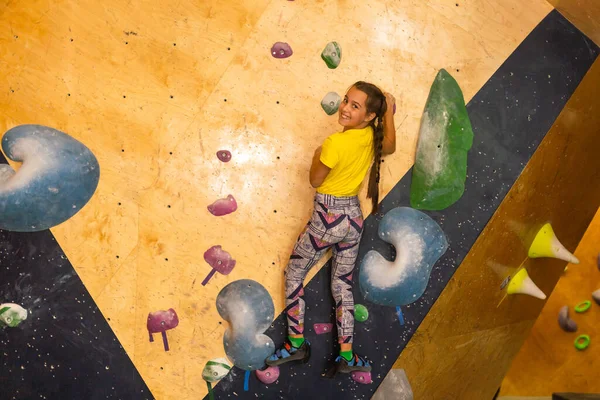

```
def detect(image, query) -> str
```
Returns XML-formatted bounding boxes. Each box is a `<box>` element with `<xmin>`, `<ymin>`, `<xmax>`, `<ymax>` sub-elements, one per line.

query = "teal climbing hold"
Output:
<box><xmin>321</xmin><ymin>42</ymin><xmax>342</xmax><ymax>69</ymax></box>
<box><xmin>410</xmin><ymin>69</ymin><xmax>474</xmax><ymax>211</ymax></box>
<box><xmin>321</xmin><ymin>92</ymin><xmax>341</xmax><ymax>115</ymax></box>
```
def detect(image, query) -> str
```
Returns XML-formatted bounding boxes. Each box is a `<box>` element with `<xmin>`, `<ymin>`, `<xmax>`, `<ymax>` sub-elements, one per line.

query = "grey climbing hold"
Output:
<box><xmin>372</xmin><ymin>368</ymin><xmax>413</xmax><ymax>400</ymax></box>
<box><xmin>321</xmin><ymin>92</ymin><xmax>341</xmax><ymax>115</ymax></box>
<box><xmin>557</xmin><ymin>305</ymin><xmax>577</xmax><ymax>332</ymax></box>
<box><xmin>592</xmin><ymin>289</ymin><xmax>600</xmax><ymax>306</ymax></box>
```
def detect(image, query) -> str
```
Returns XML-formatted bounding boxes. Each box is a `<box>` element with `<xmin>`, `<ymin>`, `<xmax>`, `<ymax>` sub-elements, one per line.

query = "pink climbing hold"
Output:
<box><xmin>147</xmin><ymin>308</ymin><xmax>179</xmax><ymax>352</ymax></box>
<box><xmin>208</xmin><ymin>194</ymin><xmax>237</xmax><ymax>216</ymax></box>
<box><xmin>217</xmin><ymin>150</ymin><xmax>232</xmax><ymax>162</ymax></box>
<box><xmin>202</xmin><ymin>245</ymin><xmax>236</xmax><ymax>286</ymax></box>
<box><xmin>270</xmin><ymin>42</ymin><xmax>293</xmax><ymax>59</ymax></box>
<box><xmin>351</xmin><ymin>371</ymin><xmax>372</xmax><ymax>384</ymax></box>
<box><xmin>256</xmin><ymin>365</ymin><xmax>280</xmax><ymax>384</ymax></box>
<box><xmin>313</xmin><ymin>323</ymin><xmax>334</xmax><ymax>335</ymax></box>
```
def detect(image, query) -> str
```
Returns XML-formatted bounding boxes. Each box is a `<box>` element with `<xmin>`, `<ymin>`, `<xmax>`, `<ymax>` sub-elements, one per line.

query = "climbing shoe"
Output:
<box><xmin>265</xmin><ymin>338</ymin><xmax>311</xmax><ymax>366</ymax></box>
<box><xmin>334</xmin><ymin>352</ymin><xmax>371</xmax><ymax>373</ymax></box>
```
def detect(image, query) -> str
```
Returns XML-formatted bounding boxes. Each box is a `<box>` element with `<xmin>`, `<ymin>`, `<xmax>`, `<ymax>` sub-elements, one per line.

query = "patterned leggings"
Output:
<box><xmin>284</xmin><ymin>193</ymin><xmax>364</xmax><ymax>344</ymax></box>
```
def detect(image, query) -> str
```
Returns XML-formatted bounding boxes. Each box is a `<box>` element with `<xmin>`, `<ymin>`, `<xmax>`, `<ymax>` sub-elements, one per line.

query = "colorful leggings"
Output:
<box><xmin>284</xmin><ymin>193</ymin><xmax>364</xmax><ymax>344</ymax></box>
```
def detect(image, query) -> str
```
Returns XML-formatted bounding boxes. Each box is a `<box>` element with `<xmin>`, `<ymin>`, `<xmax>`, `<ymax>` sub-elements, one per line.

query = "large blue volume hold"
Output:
<box><xmin>359</xmin><ymin>207</ymin><xmax>448</xmax><ymax>307</ymax></box>
<box><xmin>216</xmin><ymin>279</ymin><xmax>275</xmax><ymax>371</ymax></box>
<box><xmin>0</xmin><ymin>124</ymin><xmax>100</xmax><ymax>232</ymax></box>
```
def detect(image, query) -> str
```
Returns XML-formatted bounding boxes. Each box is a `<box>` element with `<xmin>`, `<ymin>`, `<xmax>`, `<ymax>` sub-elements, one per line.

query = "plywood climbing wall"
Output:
<box><xmin>4</xmin><ymin>0</ymin><xmax>592</xmax><ymax>399</ymax></box>
<box><xmin>500</xmin><ymin>207</ymin><xmax>600</xmax><ymax>396</ymax></box>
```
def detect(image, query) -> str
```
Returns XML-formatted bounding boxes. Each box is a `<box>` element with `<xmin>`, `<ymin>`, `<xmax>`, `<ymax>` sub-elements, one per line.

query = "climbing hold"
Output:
<box><xmin>351</xmin><ymin>371</ymin><xmax>372</xmax><ymax>384</ymax></box>
<box><xmin>597</xmin><ymin>252</ymin><xmax>600</xmax><ymax>271</ymax></box>
<box><xmin>359</xmin><ymin>207</ymin><xmax>448</xmax><ymax>307</ymax></box>
<box><xmin>147</xmin><ymin>308</ymin><xmax>179</xmax><ymax>351</ymax></box>
<box><xmin>558</xmin><ymin>305</ymin><xmax>577</xmax><ymax>332</ymax></box>
<box><xmin>528</xmin><ymin>223</ymin><xmax>579</xmax><ymax>264</ymax></box>
<box><xmin>321</xmin><ymin>92</ymin><xmax>341</xmax><ymax>115</ymax></box>
<box><xmin>574</xmin><ymin>334</ymin><xmax>590</xmax><ymax>351</ymax></box>
<box><xmin>313</xmin><ymin>323</ymin><xmax>334</xmax><ymax>335</ymax></box>
<box><xmin>217</xmin><ymin>150</ymin><xmax>232</xmax><ymax>162</ymax></box>
<box><xmin>396</xmin><ymin>306</ymin><xmax>405</xmax><ymax>325</ymax></box>
<box><xmin>270</xmin><ymin>42</ymin><xmax>293</xmax><ymax>59</ymax></box>
<box><xmin>0</xmin><ymin>124</ymin><xmax>100</xmax><ymax>232</ymax></box>
<box><xmin>506</xmin><ymin>269</ymin><xmax>546</xmax><ymax>300</ymax></box>
<box><xmin>393</xmin><ymin>103</ymin><xmax>396</xmax><ymax>115</ymax></box>
<box><xmin>0</xmin><ymin>303</ymin><xmax>27</xmax><ymax>327</ymax></box>
<box><xmin>373</xmin><ymin>368</ymin><xmax>413</xmax><ymax>399</ymax></box>
<box><xmin>410</xmin><ymin>69</ymin><xmax>474</xmax><ymax>211</ymax></box>
<box><xmin>202</xmin><ymin>357</ymin><xmax>232</xmax><ymax>382</ymax></box>
<box><xmin>208</xmin><ymin>194</ymin><xmax>237</xmax><ymax>216</ymax></box>
<box><xmin>321</xmin><ymin>42</ymin><xmax>342</xmax><ymax>69</ymax></box>
<box><xmin>216</xmin><ymin>279</ymin><xmax>275</xmax><ymax>370</ymax></box>
<box><xmin>256</xmin><ymin>365</ymin><xmax>280</xmax><ymax>384</ymax></box>
<box><xmin>593</xmin><ymin>289</ymin><xmax>600</xmax><ymax>305</ymax></box>
<box><xmin>202</xmin><ymin>357</ymin><xmax>231</xmax><ymax>400</ymax></box>
<box><xmin>354</xmin><ymin>304</ymin><xmax>369</xmax><ymax>322</ymax></box>
<box><xmin>202</xmin><ymin>245</ymin><xmax>236</xmax><ymax>286</ymax></box>
<box><xmin>574</xmin><ymin>300</ymin><xmax>592</xmax><ymax>313</ymax></box>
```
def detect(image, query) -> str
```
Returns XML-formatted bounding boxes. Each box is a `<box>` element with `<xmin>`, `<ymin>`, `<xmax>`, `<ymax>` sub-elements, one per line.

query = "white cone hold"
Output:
<box><xmin>506</xmin><ymin>269</ymin><xmax>546</xmax><ymax>300</ymax></box>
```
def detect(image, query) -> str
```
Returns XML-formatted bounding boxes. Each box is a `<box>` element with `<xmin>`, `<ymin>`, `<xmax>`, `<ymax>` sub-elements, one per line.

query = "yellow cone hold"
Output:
<box><xmin>507</xmin><ymin>268</ymin><xmax>546</xmax><ymax>300</ymax></box>
<box><xmin>528</xmin><ymin>223</ymin><xmax>579</xmax><ymax>264</ymax></box>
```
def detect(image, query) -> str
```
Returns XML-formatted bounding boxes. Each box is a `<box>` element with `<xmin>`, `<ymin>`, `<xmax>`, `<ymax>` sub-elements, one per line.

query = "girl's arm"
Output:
<box><xmin>382</xmin><ymin>92</ymin><xmax>396</xmax><ymax>155</ymax></box>
<box><xmin>309</xmin><ymin>146</ymin><xmax>331</xmax><ymax>188</ymax></box>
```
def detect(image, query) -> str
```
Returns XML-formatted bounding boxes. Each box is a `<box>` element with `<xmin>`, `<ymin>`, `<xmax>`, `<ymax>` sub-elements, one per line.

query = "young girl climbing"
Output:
<box><xmin>266</xmin><ymin>82</ymin><xmax>396</xmax><ymax>374</ymax></box>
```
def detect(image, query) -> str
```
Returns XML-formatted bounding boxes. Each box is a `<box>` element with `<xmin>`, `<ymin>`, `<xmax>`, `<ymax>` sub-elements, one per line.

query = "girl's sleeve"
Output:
<box><xmin>320</xmin><ymin>136</ymin><xmax>338</xmax><ymax>169</ymax></box>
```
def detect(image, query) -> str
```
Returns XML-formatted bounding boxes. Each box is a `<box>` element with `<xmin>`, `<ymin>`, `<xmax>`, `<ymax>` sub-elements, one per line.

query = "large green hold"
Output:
<box><xmin>410</xmin><ymin>69</ymin><xmax>473</xmax><ymax>210</ymax></box>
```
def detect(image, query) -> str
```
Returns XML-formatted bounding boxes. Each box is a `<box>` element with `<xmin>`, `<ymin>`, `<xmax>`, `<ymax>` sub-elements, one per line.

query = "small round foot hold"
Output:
<box><xmin>351</xmin><ymin>371</ymin><xmax>372</xmax><ymax>384</ymax></box>
<box><xmin>256</xmin><ymin>366</ymin><xmax>280</xmax><ymax>384</ymax></box>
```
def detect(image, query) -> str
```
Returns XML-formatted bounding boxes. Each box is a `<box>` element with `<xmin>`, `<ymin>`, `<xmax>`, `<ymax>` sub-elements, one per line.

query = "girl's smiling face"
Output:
<box><xmin>338</xmin><ymin>86</ymin><xmax>376</xmax><ymax>130</ymax></box>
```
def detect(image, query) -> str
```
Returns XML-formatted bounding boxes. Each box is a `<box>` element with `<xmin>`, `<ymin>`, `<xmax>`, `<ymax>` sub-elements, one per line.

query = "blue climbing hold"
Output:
<box><xmin>359</xmin><ymin>207</ymin><xmax>448</xmax><ymax>307</ymax></box>
<box><xmin>0</xmin><ymin>124</ymin><xmax>99</xmax><ymax>232</ymax></box>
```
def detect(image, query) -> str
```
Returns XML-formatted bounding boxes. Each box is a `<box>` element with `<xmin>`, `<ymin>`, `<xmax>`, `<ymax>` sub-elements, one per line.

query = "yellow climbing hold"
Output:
<box><xmin>528</xmin><ymin>223</ymin><xmax>579</xmax><ymax>264</ymax></box>
<box><xmin>507</xmin><ymin>268</ymin><xmax>546</xmax><ymax>300</ymax></box>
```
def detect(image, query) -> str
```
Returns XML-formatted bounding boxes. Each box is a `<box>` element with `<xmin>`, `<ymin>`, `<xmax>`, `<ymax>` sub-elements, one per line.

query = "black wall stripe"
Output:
<box><xmin>210</xmin><ymin>10</ymin><xmax>599</xmax><ymax>400</ymax></box>
<box><xmin>0</xmin><ymin>229</ymin><xmax>152</xmax><ymax>399</ymax></box>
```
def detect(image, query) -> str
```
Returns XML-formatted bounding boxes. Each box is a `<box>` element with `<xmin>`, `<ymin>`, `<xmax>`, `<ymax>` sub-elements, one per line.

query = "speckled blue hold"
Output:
<box><xmin>216</xmin><ymin>279</ymin><xmax>275</xmax><ymax>371</ymax></box>
<box><xmin>359</xmin><ymin>207</ymin><xmax>448</xmax><ymax>307</ymax></box>
<box><xmin>0</xmin><ymin>125</ymin><xmax>100</xmax><ymax>232</ymax></box>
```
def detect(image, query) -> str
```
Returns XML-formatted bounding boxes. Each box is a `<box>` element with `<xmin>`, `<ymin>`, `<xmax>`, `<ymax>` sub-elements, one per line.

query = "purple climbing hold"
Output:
<box><xmin>393</xmin><ymin>103</ymin><xmax>396</xmax><ymax>115</ymax></box>
<box><xmin>270</xmin><ymin>42</ymin><xmax>293</xmax><ymax>59</ymax></box>
<box><xmin>256</xmin><ymin>365</ymin><xmax>279</xmax><ymax>384</ymax></box>
<box><xmin>557</xmin><ymin>305</ymin><xmax>577</xmax><ymax>332</ymax></box>
<box><xmin>208</xmin><ymin>194</ymin><xmax>237</xmax><ymax>216</ymax></box>
<box><xmin>313</xmin><ymin>323</ymin><xmax>334</xmax><ymax>335</ymax></box>
<box><xmin>351</xmin><ymin>371</ymin><xmax>372</xmax><ymax>384</ymax></box>
<box><xmin>202</xmin><ymin>245</ymin><xmax>236</xmax><ymax>286</ymax></box>
<box><xmin>217</xmin><ymin>150</ymin><xmax>232</xmax><ymax>163</ymax></box>
<box><xmin>597</xmin><ymin>252</ymin><xmax>600</xmax><ymax>271</ymax></box>
<box><xmin>147</xmin><ymin>308</ymin><xmax>179</xmax><ymax>351</ymax></box>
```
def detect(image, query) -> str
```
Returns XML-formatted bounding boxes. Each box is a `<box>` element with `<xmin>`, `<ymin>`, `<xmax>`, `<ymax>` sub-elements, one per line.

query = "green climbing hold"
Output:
<box><xmin>321</xmin><ymin>92</ymin><xmax>341</xmax><ymax>115</ymax></box>
<box><xmin>410</xmin><ymin>69</ymin><xmax>474</xmax><ymax>211</ymax></box>
<box><xmin>321</xmin><ymin>42</ymin><xmax>342</xmax><ymax>69</ymax></box>
<box><xmin>202</xmin><ymin>357</ymin><xmax>231</xmax><ymax>382</ymax></box>
<box><xmin>574</xmin><ymin>300</ymin><xmax>592</xmax><ymax>313</ymax></box>
<box><xmin>354</xmin><ymin>304</ymin><xmax>369</xmax><ymax>322</ymax></box>
<box><xmin>574</xmin><ymin>334</ymin><xmax>590</xmax><ymax>351</ymax></box>
<box><xmin>0</xmin><ymin>303</ymin><xmax>28</xmax><ymax>328</ymax></box>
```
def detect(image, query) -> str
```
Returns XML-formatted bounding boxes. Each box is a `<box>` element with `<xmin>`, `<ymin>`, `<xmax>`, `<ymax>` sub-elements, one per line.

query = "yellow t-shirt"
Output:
<box><xmin>317</xmin><ymin>126</ymin><xmax>374</xmax><ymax>196</ymax></box>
